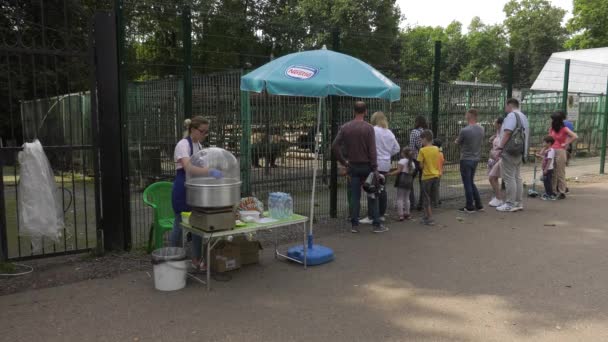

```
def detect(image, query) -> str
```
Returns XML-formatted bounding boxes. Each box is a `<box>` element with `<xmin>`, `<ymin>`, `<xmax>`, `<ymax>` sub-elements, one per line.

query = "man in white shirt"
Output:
<box><xmin>496</xmin><ymin>98</ymin><xmax>529</xmax><ymax>212</ymax></box>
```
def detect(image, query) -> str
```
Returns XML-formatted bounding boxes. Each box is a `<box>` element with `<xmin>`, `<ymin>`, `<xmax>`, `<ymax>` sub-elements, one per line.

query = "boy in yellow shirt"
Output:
<box><xmin>417</xmin><ymin>130</ymin><xmax>441</xmax><ymax>225</ymax></box>
<box><xmin>432</xmin><ymin>138</ymin><xmax>445</xmax><ymax>208</ymax></box>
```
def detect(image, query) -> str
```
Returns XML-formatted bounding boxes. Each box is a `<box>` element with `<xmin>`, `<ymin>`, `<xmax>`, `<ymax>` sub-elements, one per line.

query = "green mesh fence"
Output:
<box><xmin>122</xmin><ymin>72</ymin><xmax>608</xmax><ymax>247</ymax></box>
<box><xmin>112</xmin><ymin>1</ymin><xmax>607</xmax><ymax>247</ymax></box>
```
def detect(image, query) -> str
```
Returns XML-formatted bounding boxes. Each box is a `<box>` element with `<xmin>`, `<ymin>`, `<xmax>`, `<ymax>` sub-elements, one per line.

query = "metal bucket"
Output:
<box><xmin>185</xmin><ymin>177</ymin><xmax>242</xmax><ymax>208</ymax></box>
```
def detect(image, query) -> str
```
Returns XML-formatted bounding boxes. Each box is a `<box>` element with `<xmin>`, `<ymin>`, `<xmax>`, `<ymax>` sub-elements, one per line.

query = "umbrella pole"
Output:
<box><xmin>308</xmin><ymin>97</ymin><xmax>323</xmax><ymax>248</ymax></box>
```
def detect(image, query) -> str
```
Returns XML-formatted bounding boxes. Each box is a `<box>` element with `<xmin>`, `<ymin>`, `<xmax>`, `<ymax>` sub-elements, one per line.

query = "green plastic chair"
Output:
<box><xmin>143</xmin><ymin>181</ymin><xmax>175</xmax><ymax>252</ymax></box>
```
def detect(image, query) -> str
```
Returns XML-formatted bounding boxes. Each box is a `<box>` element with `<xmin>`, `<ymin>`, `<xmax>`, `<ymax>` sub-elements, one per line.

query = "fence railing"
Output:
<box><xmin>114</xmin><ymin>71</ymin><xmax>607</xmax><ymax>247</ymax></box>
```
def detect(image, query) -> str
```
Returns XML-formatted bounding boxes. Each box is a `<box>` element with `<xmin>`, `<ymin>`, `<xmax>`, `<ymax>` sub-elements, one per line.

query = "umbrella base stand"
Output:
<box><xmin>288</xmin><ymin>234</ymin><xmax>334</xmax><ymax>266</ymax></box>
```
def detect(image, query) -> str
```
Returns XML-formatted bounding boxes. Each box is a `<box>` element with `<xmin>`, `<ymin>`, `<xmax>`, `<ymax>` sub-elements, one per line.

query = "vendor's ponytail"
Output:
<box><xmin>183</xmin><ymin>116</ymin><xmax>209</xmax><ymax>138</ymax></box>
<box><xmin>182</xmin><ymin>118</ymin><xmax>192</xmax><ymax>138</ymax></box>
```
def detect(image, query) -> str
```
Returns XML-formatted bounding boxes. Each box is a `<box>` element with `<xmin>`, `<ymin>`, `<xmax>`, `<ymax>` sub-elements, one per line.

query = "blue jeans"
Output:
<box><xmin>460</xmin><ymin>160</ymin><xmax>482</xmax><ymax>210</ymax></box>
<box><xmin>543</xmin><ymin>169</ymin><xmax>555</xmax><ymax>196</ymax></box>
<box><xmin>169</xmin><ymin>214</ymin><xmax>202</xmax><ymax>260</ymax></box>
<box><xmin>349</xmin><ymin>163</ymin><xmax>380</xmax><ymax>227</ymax></box>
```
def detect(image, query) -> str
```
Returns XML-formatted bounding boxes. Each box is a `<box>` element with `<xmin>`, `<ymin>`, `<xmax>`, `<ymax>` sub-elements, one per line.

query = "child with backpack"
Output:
<box><xmin>389</xmin><ymin>147</ymin><xmax>416</xmax><ymax>221</ymax></box>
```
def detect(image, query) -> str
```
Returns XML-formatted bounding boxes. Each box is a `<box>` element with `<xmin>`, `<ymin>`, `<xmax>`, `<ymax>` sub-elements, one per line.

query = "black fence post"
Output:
<box><xmin>240</xmin><ymin>89</ymin><xmax>251</xmax><ymax>196</ymax></box>
<box><xmin>89</xmin><ymin>13</ymin><xmax>104</xmax><ymax>256</ymax></box>
<box><xmin>94</xmin><ymin>9</ymin><xmax>131</xmax><ymax>251</ymax></box>
<box><xmin>330</xmin><ymin>27</ymin><xmax>340</xmax><ymax>218</ymax></box>
<box><xmin>0</xmin><ymin>156</ymin><xmax>8</xmax><ymax>261</ymax></box>
<box><xmin>431</xmin><ymin>41</ymin><xmax>441</xmax><ymax>136</ymax></box>
<box><xmin>562</xmin><ymin>59</ymin><xmax>571</xmax><ymax>113</ymax></box>
<box><xmin>600</xmin><ymin>77</ymin><xmax>608</xmax><ymax>174</ymax></box>
<box><xmin>182</xmin><ymin>5</ymin><xmax>192</xmax><ymax>121</ymax></box>
<box><xmin>507</xmin><ymin>51</ymin><xmax>514</xmax><ymax>99</ymax></box>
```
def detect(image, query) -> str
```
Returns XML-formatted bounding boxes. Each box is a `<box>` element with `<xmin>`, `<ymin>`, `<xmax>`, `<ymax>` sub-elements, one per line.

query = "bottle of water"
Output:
<box><xmin>269</xmin><ymin>192</ymin><xmax>293</xmax><ymax>219</ymax></box>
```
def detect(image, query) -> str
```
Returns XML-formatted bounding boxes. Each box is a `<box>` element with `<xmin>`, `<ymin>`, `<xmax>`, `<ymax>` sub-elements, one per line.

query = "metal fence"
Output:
<box><xmin>2</xmin><ymin>1</ymin><xmax>608</xmax><ymax>256</ymax></box>
<box><xmin>0</xmin><ymin>0</ymin><xmax>103</xmax><ymax>260</ymax></box>
<box><xmin>121</xmin><ymin>71</ymin><xmax>607</xmax><ymax>248</ymax></box>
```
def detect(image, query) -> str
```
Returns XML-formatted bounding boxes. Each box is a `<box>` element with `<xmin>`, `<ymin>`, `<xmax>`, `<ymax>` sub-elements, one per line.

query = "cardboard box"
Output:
<box><xmin>233</xmin><ymin>236</ymin><xmax>263</xmax><ymax>265</ymax></box>
<box><xmin>211</xmin><ymin>242</ymin><xmax>241</xmax><ymax>273</ymax></box>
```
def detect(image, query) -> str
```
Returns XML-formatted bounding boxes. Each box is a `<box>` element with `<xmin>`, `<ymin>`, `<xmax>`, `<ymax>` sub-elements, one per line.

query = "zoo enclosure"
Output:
<box><xmin>2</xmin><ymin>1</ymin><xmax>608</xmax><ymax>259</ymax></box>
<box><xmin>122</xmin><ymin>72</ymin><xmax>608</xmax><ymax>249</ymax></box>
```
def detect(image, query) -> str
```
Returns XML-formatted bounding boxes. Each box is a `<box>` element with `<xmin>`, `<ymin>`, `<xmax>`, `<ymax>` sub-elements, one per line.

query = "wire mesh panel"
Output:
<box><xmin>521</xmin><ymin>90</ymin><xmax>562</xmax><ymax>157</ymax></box>
<box><xmin>121</xmin><ymin>0</ymin><xmax>187</xmax><ymax>247</ymax></box>
<box><xmin>247</xmin><ymin>94</ymin><xmax>326</xmax><ymax>219</ymax></box>
<box><xmin>575</xmin><ymin>94</ymin><xmax>604</xmax><ymax>156</ymax></box>
<box><xmin>192</xmin><ymin>71</ymin><xmax>242</xmax><ymax>152</ymax></box>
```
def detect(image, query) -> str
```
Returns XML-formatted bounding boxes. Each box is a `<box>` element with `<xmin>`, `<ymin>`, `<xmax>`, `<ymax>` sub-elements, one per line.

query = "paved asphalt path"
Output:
<box><xmin>2</xmin><ymin>179</ymin><xmax>608</xmax><ymax>342</ymax></box>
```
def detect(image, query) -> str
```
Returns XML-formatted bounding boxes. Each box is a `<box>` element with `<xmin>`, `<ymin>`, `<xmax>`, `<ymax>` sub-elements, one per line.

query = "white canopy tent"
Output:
<box><xmin>531</xmin><ymin>47</ymin><xmax>608</xmax><ymax>95</ymax></box>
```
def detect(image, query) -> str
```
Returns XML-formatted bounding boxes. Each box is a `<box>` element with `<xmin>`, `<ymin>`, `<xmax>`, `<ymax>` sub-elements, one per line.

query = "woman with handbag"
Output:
<box><xmin>389</xmin><ymin>147</ymin><xmax>415</xmax><ymax>221</ymax></box>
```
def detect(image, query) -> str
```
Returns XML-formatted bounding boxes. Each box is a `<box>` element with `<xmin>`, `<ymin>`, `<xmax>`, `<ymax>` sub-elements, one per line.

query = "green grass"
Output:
<box><xmin>3</xmin><ymin>182</ymin><xmax>98</xmax><ymax>259</ymax></box>
<box><xmin>3</xmin><ymin>173</ymin><xmax>94</xmax><ymax>186</ymax></box>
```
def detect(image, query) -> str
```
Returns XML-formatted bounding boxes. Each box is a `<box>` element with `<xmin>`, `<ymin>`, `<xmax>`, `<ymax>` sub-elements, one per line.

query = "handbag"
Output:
<box><xmin>394</xmin><ymin>172</ymin><xmax>413</xmax><ymax>189</ymax></box>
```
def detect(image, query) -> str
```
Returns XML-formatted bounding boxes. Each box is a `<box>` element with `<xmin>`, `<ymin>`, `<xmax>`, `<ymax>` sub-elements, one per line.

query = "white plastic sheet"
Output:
<box><xmin>17</xmin><ymin>140</ymin><xmax>63</xmax><ymax>251</ymax></box>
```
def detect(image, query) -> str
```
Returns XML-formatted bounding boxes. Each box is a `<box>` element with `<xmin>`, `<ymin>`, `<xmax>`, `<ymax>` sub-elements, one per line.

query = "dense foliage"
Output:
<box><xmin>1</xmin><ymin>0</ymin><xmax>606</xmax><ymax>141</ymax></box>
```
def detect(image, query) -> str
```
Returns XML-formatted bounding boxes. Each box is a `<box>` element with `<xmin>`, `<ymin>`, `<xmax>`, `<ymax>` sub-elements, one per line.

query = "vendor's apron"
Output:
<box><xmin>172</xmin><ymin>137</ymin><xmax>194</xmax><ymax>214</ymax></box>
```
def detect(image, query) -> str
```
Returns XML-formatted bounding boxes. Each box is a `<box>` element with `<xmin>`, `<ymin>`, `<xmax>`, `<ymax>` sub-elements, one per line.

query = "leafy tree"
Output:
<box><xmin>398</xmin><ymin>21</ymin><xmax>471</xmax><ymax>81</ymax></box>
<box><xmin>399</xmin><ymin>25</ymin><xmax>446</xmax><ymax>80</ymax></box>
<box><xmin>566</xmin><ymin>0</ymin><xmax>608</xmax><ymax>49</ymax></box>
<box><xmin>293</xmin><ymin>0</ymin><xmax>402</xmax><ymax>75</ymax></box>
<box><xmin>503</xmin><ymin>0</ymin><xmax>567</xmax><ymax>87</ymax></box>
<box><xmin>458</xmin><ymin>17</ymin><xmax>506</xmax><ymax>83</ymax></box>
<box><xmin>441</xmin><ymin>21</ymin><xmax>470</xmax><ymax>81</ymax></box>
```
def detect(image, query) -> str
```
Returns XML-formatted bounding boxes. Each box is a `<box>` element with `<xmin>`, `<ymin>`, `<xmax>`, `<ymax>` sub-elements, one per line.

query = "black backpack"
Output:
<box><xmin>504</xmin><ymin>111</ymin><xmax>526</xmax><ymax>157</ymax></box>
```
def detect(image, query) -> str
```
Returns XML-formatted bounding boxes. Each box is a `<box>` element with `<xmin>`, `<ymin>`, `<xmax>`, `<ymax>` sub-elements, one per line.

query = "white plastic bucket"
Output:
<box><xmin>151</xmin><ymin>247</ymin><xmax>187</xmax><ymax>291</ymax></box>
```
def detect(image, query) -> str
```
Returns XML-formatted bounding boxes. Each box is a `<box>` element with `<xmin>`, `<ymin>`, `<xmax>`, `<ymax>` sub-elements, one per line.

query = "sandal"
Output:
<box><xmin>190</xmin><ymin>260</ymin><xmax>207</xmax><ymax>273</ymax></box>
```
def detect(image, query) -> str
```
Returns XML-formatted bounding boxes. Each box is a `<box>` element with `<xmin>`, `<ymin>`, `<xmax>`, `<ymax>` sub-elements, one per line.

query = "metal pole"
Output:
<box><xmin>309</xmin><ymin>98</ymin><xmax>323</xmax><ymax>239</ymax></box>
<box><xmin>432</xmin><ymin>41</ymin><xmax>441</xmax><ymax>136</ymax></box>
<box><xmin>600</xmin><ymin>78</ymin><xmax>608</xmax><ymax>174</ymax></box>
<box><xmin>115</xmin><ymin>1</ymin><xmax>131</xmax><ymax>250</ymax></box>
<box><xmin>0</xmin><ymin>155</ymin><xmax>8</xmax><ymax>261</ymax></box>
<box><xmin>182</xmin><ymin>5</ymin><xmax>192</xmax><ymax>121</ymax></box>
<box><xmin>88</xmin><ymin>14</ymin><xmax>104</xmax><ymax>256</ymax></box>
<box><xmin>329</xmin><ymin>27</ymin><xmax>340</xmax><ymax>218</ymax></box>
<box><xmin>562</xmin><ymin>59</ymin><xmax>571</xmax><ymax>113</ymax></box>
<box><xmin>239</xmin><ymin>89</ymin><xmax>251</xmax><ymax>195</ymax></box>
<box><xmin>507</xmin><ymin>51</ymin><xmax>514</xmax><ymax>99</ymax></box>
<box><xmin>94</xmin><ymin>8</ymin><xmax>130</xmax><ymax>251</ymax></box>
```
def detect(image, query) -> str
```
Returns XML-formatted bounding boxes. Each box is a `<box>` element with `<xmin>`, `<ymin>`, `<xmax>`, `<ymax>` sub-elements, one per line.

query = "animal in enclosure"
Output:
<box><xmin>296</xmin><ymin>126</ymin><xmax>328</xmax><ymax>157</ymax></box>
<box><xmin>251</xmin><ymin>132</ymin><xmax>293</xmax><ymax>168</ymax></box>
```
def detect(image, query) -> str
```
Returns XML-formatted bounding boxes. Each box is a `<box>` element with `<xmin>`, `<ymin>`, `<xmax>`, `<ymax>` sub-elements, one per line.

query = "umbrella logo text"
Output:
<box><xmin>285</xmin><ymin>65</ymin><xmax>318</xmax><ymax>80</ymax></box>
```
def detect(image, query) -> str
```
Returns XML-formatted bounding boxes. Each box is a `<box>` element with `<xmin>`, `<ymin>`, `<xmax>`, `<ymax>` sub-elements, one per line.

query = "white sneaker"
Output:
<box><xmin>359</xmin><ymin>217</ymin><xmax>373</xmax><ymax>225</ymax></box>
<box><xmin>513</xmin><ymin>203</ymin><xmax>524</xmax><ymax>211</ymax></box>
<box><xmin>496</xmin><ymin>203</ymin><xmax>517</xmax><ymax>212</ymax></box>
<box><xmin>489</xmin><ymin>197</ymin><xmax>503</xmax><ymax>207</ymax></box>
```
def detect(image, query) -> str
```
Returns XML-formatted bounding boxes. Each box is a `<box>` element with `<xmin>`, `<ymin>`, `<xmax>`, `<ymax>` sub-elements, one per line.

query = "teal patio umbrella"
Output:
<box><xmin>240</xmin><ymin>47</ymin><xmax>401</xmax><ymax>265</ymax></box>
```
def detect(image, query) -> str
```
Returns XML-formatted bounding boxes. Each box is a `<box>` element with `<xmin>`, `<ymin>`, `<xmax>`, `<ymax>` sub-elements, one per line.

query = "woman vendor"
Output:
<box><xmin>170</xmin><ymin>116</ymin><xmax>223</xmax><ymax>270</ymax></box>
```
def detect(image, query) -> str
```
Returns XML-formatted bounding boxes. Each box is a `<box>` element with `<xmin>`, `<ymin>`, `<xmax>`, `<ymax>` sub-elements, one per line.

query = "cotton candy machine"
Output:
<box><xmin>185</xmin><ymin>148</ymin><xmax>241</xmax><ymax>232</ymax></box>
